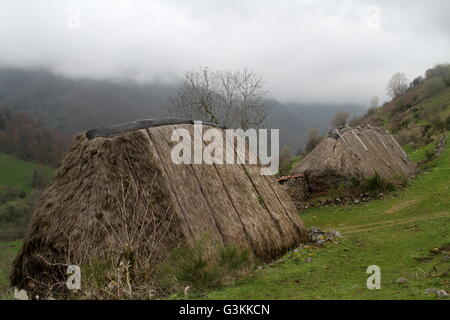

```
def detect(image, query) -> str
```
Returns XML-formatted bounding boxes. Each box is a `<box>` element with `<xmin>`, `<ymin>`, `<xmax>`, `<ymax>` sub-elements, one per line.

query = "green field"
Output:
<box><xmin>205</xmin><ymin>136</ymin><xmax>450</xmax><ymax>300</ymax></box>
<box><xmin>0</xmin><ymin>152</ymin><xmax>53</xmax><ymax>194</ymax></box>
<box><xmin>0</xmin><ymin>152</ymin><xmax>53</xmax><ymax>297</ymax></box>
<box><xmin>0</xmin><ymin>240</ymin><xmax>22</xmax><ymax>298</ymax></box>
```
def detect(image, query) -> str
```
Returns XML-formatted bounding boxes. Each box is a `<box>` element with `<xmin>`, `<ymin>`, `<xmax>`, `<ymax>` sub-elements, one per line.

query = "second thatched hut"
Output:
<box><xmin>293</xmin><ymin>125</ymin><xmax>416</xmax><ymax>192</ymax></box>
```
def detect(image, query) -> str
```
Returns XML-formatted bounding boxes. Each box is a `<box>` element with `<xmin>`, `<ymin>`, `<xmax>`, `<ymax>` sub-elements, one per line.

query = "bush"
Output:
<box><xmin>330</xmin><ymin>111</ymin><xmax>350</xmax><ymax>128</ymax></box>
<box><xmin>393</xmin><ymin>99</ymin><xmax>412</xmax><ymax>112</ymax></box>
<box><xmin>395</xmin><ymin>124</ymin><xmax>435</xmax><ymax>148</ymax></box>
<box><xmin>31</xmin><ymin>168</ymin><xmax>51</xmax><ymax>189</ymax></box>
<box><xmin>0</xmin><ymin>191</ymin><xmax>41</xmax><ymax>241</ymax></box>
<box><xmin>426</xmin><ymin>64</ymin><xmax>450</xmax><ymax>85</ymax></box>
<box><xmin>424</xmin><ymin>149</ymin><xmax>435</xmax><ymax>162</ymax></box>
<box><xmin>0</xmin><ymin>187</ymin><xmax>26</xmax><ymax>205</ymax></box>
<box><xmin>75</xmin><ymin>237</ymin><xmax>252</xmax><ymax>300</ymax></box>
<box><xmin>366</xmin><ymin>107</ymin><xmax>378</xmax><ymax>116</ymax></box>
<box><xmin>421</xmin><ymin>78</ymin><xmax>446</xmax><ymax>99</ymax></box>
<box><xmin>157</xmin><ymin>238</ymin><xmax>251</xmax><ymax>295</ymax></box>
<box><xmin>305</xmin><ymin>128</ymin><xmax>323</xmax><ymax>154</ymax></box>
<box><xmin>361</xmin><ymin>174</ymin><xmax>396</xmax><ymax>193</ymax></box>
<box><xmin>278</xmin><ymin>155</ymin><xmax>302</xmax><ymax>176</ymax></box>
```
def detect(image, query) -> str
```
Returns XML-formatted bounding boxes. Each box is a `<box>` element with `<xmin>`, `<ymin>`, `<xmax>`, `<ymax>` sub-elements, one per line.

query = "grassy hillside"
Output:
<box><xmin>205</xmin><ymin>135</ymin><xmax>449</xmax><ymax>300</ymax></box>
<box><xmin>353</xmin><ymin>79</ymin><xmax>450</xmax><ymax>149</ymax></box>
<box><xmin>0</xmin><ymin>153</ymin><xmax>53</xmax><ymax>297</ymax></box>
<box><xmin>0</xmin><ymin>152</ymin><xmax>53</xmax><ymax>242</ymax></box>
<box><xmin>0</xmin><ymin>152</ymin><xmax>53</xmax><ymax>193</ymax></box>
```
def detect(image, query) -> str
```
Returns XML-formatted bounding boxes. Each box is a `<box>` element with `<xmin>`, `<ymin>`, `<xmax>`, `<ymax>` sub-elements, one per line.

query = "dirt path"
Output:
<box><xmin>339</xmin><ymin>211</ymin><xmax>450</xmax><ymax>235</ymax></box>
<box><xmin>384</xmin><ymin>199</ymin><xmax>421</xmax><ymax>214</ymax></box>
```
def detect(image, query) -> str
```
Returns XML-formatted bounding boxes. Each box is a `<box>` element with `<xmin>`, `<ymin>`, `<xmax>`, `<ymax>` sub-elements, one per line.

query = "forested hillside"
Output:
<box><xmin>0</xmin><ymin>107</ymin><xmax>69</xmax><ymax>166</ymax></box>
<box><xmin>0</xmin><ymin>68</ymin><xmax>364</xmax><ymax>151</ymax></box>
<box><xmin>0</xmin><ymin>68</ymin><xmax>176</xmax><ymax>133</ymax></box>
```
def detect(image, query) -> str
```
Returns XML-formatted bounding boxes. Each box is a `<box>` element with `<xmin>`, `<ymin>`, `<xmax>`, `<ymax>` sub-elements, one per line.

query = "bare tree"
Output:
<box><xmin>169</xmin><ymin>67</ymin><xmax>269</xmax><ymax>129</ymax></box>
<box><xmin>386</xmin><ymin>72</ymin><xmax>409</xmax><ymax>98</ymax></box>
<box><xmin>330</xmin><ymin>111</ymin><xmax>350</xmax><ymax>128</ymax></box>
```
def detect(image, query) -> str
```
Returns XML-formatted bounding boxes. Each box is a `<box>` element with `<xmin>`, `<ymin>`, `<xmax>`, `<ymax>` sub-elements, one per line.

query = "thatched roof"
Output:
<box><xmin>293</xmin><ymin>125</ymin><xmax>416</xmax><ymax>192</ymax></box>
<box><xmin>11</xmin><ymin>119</ymin><xmax>307</xmax><ymax>298</ymax></box>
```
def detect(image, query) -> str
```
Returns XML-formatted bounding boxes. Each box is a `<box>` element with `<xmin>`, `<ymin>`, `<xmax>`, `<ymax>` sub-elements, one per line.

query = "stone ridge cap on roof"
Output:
<box><xmin>327</xmin><ymin>125</ymin><xmax>387</xmax><ymax>139</ymax></box>
<box><xmin>85</xmin><ymin>118</ymin><xmax>225</xmax><ymax>140</ymax></box>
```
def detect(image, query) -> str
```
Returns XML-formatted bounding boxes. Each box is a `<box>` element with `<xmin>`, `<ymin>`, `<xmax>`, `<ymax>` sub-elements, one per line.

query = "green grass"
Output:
<box><xmin>417</xmin><ymin>87</ymin><xmax>450</xmax><ymax>111</ymax></box>
<box><xmin>0</xmin><ymin>240</ymin><xmax>22</xmax><ymax>298</ymax></box>
<box><xmin>0</xmin><ymin>152</ymin><xmax>53</xmax><ymax>193</ymax></box>
<box><xmin>205</xmin><ymin>135</ymin><xmax>450</xmax><ymax>300</ymax></box>
<box><xmin>403</xmin><ymin>141</ymin><xmax>436</xmax><ymax>163</ymax></box>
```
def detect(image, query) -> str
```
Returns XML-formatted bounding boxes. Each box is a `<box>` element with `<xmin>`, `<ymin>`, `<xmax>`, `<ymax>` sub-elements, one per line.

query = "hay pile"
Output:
<box><xmin>11</xmin><ymin>119</ymin><xmax>307</xmax><ymax>298</ymax></box>
<box><xmin>293</xmin><ymin>125</ymin><xmax>416</xmax><ymax>192</ymax></box>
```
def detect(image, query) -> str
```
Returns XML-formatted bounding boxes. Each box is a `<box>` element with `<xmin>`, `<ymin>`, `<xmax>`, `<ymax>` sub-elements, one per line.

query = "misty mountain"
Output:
<box><xmin>0</xmin><ymin>68</ymin><xmax>175</xmax><ymax>133</ymax></box>
<box><xmin>0</xmin><ymin>68</ymin><xmax>365</xmax><ymax>152</ymax></box>
<box><xmin>268</xmin><ymin>101</ymin><xmax>366</xmax><ymax>152</ymax></box>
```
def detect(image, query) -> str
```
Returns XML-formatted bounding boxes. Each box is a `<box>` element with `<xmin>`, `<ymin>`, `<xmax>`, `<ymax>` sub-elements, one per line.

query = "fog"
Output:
<box><xmin>1</xmin><ymin>0</ymin><xmax>449</xmax><ymax>106</ymax></box>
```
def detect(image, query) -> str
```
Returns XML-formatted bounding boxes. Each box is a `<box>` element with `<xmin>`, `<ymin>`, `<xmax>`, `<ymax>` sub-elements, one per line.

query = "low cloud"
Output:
<box><xmin>0</xmin><ymin>0</ymin><xmax>449</xmax><ymax>106</ymax></box>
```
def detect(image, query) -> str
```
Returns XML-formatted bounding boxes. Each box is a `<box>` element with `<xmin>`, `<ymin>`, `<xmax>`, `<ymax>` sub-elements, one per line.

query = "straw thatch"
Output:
<box><xmin>11</xmin><ymin>119</ymin><xmax>307</xmax><ymax>298</ymax></box>
<box><xmin>293</xmin><ymin>125</ymin><xmax>416</xmax><ymax>192</ymax></box>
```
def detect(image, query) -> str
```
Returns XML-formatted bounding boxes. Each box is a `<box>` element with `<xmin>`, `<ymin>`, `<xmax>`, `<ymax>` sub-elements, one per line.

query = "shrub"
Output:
<box><xmin>330</xmin><ymin>111</ymin><xmax>350</xmax><ymax>128</ymax></box>
<box><xmin>366</xmin><ymin>107</ymin><xmax>378</xmax><ymax>116</ymax></box>
<box><xmin>426</xmin><ymin>64</ymin><xmax>450</xmax><ymax>85</ymax></box>
<box><xmin>76</xmin><ymin>237</ymin><xmax>252</xmax><ymax>299</ymax></box>
<box><xmin>278</xmin><ymin>155</ymin><xmax>302</xmax><ymax>176</ymax></box>
<box><xmin>395</xmin><ymin>126</ymin><xmax>433</xmax><ymax>148</ymax></box>
<box><xmin>156</xmin><ymin>238</ymin><xmax>251</xmax><ymax>295</ymax></box>
<box><xmin>0</xmin><ymin>191</ymin><xmax>42</xmax><ymax>241</ymax></box>
<box><xmin>0</xmin><ymin>187</ymin><xmax>26</xmax><ymax>205</ymax></box>
<box><xmin>305</xmin><ymin>128</ymin><xmax>323</xmax><ymax>154</ymax></box>
<box><xmin>421</xmin><ymin>78</ymin><xmax>446</xmax><ymax>99</ymax></box>
<box><xmin>393</xmin><ymin>99</ymin><xmax>412</xmax><ymax>112</ymax></box>
<box><xmin>31</xmin><ymin>168</ymin><xmax>51</xmax><ymax>189</ymax></box>
<box><xmin>361</xmin><ymin>174</ymin><xmax>397</xmax><ymax>193</ymax></box>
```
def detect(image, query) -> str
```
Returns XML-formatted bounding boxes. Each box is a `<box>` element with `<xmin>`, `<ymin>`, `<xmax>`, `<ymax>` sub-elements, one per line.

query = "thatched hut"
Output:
<box><xmin>293</xmin><ymin>125</ymin><xmax>416</xmax><ymax>192</ymax></box>
<box><xmin>11</xmin><ymin>119</ymin><xmax>307</xmax><ymax>298</ymax></box>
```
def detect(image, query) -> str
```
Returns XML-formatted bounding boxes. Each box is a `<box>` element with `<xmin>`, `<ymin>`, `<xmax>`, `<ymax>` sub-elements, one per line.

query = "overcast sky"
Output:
<box><xmin>0</xmin><ymin>0</ymin><xmax>449</xmax><ymax>106</ymax></box>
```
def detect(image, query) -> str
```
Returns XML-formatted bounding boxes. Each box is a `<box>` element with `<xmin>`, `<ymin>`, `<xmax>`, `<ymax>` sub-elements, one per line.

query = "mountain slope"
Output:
<box><xmin>352</xmin><ymin>65</ymin><xmax>450</xmax><ymax>147</ymax></box>
<box><xmin>0</xmin><ymin>68</ymin><xmax>365</xmax><ymax>151</ymax></box>
<box><xmin>0</xmin><ymin>107</ymin><xmax>69</xmax><ymax>166</ymax></box>
<box><xmin>0</xmin><ymin>69</ymin><xmax>175</xmax><ymax>133</ymax></box>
